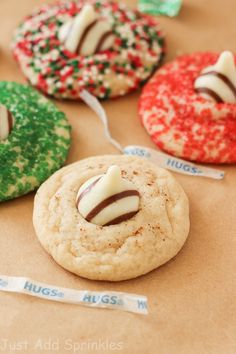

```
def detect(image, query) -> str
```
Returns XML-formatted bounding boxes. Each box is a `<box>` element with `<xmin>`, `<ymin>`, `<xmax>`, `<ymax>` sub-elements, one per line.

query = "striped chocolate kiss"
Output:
<box><xmin>58</xmin><ymin>4</ymin><xmax>115</xmax><ymax>56</ymax></box>
<box><xmin>76</xmin><ymin>166</ymin><xmax>140</xmax><ymax>226</ymax></box>
<box><xmin>194</xmin><ymin>51</ymin><xmax>236</xmax><ymax>104</ymax></box>
<box><xmin>0</xmin><ymin>104</ymin><xmax>14</xmax><ymax>141</ymax></box>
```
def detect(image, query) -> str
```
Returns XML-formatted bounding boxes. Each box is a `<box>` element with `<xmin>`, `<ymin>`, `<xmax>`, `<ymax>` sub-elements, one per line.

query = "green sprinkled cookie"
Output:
<box><xmin>0</xmin><ymin>82</ymin><xmax>71</xmax><ymax>202</ymax></box>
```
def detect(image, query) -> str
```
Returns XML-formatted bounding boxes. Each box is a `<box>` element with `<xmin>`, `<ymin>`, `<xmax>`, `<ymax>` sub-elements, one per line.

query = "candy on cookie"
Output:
<box><xmin>76</xmin><ymin>165</ymin><xmax>140</xmax><ymax>226</ymax></box>
<box><xmin>12</xmin><ymin>0</ymin><xmax>165</xmax><ymax>100</ymax></box>
<box><xmin>194</xmin><ymin>51</ymin><xmax>236</xmax><ymax>104</ymax></box>
<box><xmin>0</xmin><ymin>104</ymin><xmax>15</xmax><ymax>141</ymax></box>
<box><xmin>59</xmin><ymin>4</ymin><xmax>115</xmax><ymax>56</ymax></box>
<box><xmin>139</xmin><ymin>51</ymin><xmax>236</xmax><ymax>163</ymax></box>
<box><xmin>33</xmin><ymin>155</ymin><xmax>189</xmax><ymax>281</ymax></box>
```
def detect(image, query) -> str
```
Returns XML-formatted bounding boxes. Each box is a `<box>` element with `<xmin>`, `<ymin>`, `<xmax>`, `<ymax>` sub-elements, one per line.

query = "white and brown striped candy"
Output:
<box><xmin>194</xmin><ymin>51</ymin><xmax>236</xmax><ymax>104</ymax></box>
<box><xmin>0</xmin><ymin>104</ymin><xmax>14</xmax><ymax>141</ymax></box>
<box><xmin>76</xmin><ymin>165</ymin><xmax>140</xmax><ymax>226</ymax></box>
<box><xmin>59</xmin><ymin>4</ymin><xmax>115</xmax><ymax>56</ymax></box>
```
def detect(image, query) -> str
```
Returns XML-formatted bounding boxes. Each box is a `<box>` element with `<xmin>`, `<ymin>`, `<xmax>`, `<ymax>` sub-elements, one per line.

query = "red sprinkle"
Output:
<box><xmin>139</xmin><ymin>52</ymin><xmax>236</xmax><ymax>164</ymax></box>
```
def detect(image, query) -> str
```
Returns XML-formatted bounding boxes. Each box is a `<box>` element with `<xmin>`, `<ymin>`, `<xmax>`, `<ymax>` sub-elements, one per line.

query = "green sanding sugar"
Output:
<box><xmin>0</xmin><ymin>82</ymin><xmax>71</xmax><ymax>202</ymax></box>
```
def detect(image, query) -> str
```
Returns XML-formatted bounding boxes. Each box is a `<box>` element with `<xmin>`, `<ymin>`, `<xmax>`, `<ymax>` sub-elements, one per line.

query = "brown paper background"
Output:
<box><xmin>0</xmin><ymin>0</ymin><xmax>236</xmax><ymax>353</ymax></box>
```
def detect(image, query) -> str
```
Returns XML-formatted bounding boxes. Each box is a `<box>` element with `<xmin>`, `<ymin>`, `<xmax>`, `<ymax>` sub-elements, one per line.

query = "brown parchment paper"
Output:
<box><xmin>0</xmin><ymin>0</ymin><xmax>236</xmax><ymax>353</ymax></box>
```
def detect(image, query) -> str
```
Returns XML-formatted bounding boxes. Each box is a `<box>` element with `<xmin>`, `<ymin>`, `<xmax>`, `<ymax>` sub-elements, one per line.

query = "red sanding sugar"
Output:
<box><xmin>139</xmin><ymin>52</ymin><xmax>236</xmax><ymax>164</ymax></box>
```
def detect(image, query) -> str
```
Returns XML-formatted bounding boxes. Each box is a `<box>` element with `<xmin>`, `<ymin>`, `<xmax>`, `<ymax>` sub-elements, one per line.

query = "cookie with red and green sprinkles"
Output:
<box><xmin>139</xmin><ymin>52</ymin><xmax>236</xmax><ymax>164</ymax></box>
<box><xmin>12</xmin><ymin>0</ymin><xmax>165</xmax><ymax>100</ymax></box>
<box><xmin>0</xmin><ymin>81</ymin><xmax>71</xmax><ymax>202</ymax></box>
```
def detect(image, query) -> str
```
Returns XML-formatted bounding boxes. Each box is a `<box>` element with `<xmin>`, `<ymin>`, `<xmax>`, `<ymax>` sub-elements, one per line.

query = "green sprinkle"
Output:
<box><xmin>0</xmin><ymin>82</ymin><xmax>71</xmax><ymax>202</ymax></box>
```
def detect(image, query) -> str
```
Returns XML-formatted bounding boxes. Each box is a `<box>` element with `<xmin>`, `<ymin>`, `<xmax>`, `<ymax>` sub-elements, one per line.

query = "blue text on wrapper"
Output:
<box><xmin>24</xmin><ymin>281</ymin><xmax>64</xmax><ymax>298</ymax></box>
<box><xmin>0</xmin><ymin>278</ymin><xmax>8</xmax><ymax>288</ymax></box>
<box><xmin>124</xmin><ymin>146</ymin><xmax>151</xmax><ymax>158</ymax></box>
<box><xmin>83</xmin><ymin>294</ymin><xmax>124</xmax><ymax>306</ymax></box>
<box><xmin>82</xmin><ymin>294</ymin><xmax>147</xmax><ymax>310</ymax></box>
<box><xmin>166</xmin><ymin>158</ymin><xmax>202</xmax><ymax>174</ymax></box>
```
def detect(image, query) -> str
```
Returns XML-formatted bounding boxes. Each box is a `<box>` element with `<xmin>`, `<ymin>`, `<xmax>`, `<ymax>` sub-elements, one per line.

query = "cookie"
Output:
<box><xmin>0</xmin><ymin>81</ymin><xmax>71</xmax><ymax>202</ymax></box>
<box><xmin>12</xmin><ymin>0</ymin><xmax>165</xmax><ymax>100</ymax></box>
<box><xmin>139</xmin><ymin>52</ymin><xmax>236</xmax><ymax>163</ymax></box>
<box><xmin>33</xmin><ymin>155</ymin><xmax>189</xmax><ymax>281</ymax></box>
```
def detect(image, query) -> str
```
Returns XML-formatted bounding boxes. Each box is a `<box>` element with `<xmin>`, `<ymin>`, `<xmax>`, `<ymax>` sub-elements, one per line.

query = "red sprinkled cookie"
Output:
<box><xmin>139</xmin><ymin>52</ymin><xmax>236</xmax><ymax>164</ymax></box>
<box><xmin>12</xmin><ymin>0</ymin><xmax>165</xmax><ymax>100</ymax></box>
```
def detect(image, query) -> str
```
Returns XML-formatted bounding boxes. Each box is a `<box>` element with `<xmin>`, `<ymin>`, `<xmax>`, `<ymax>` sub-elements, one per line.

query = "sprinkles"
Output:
<box><xmin>0</xmin><ymin>82</ymin><xmax>71</xmax><ymax>202</ymax></box>
<box><xmin>139</xmin><ymin>53</ymin><xmax>236</xmax><ymax>164</ymax></box>
<box><xmin>12</xmin><ymin>0</ymin><xmax>165</xmax><ymax>100</ymax></box>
